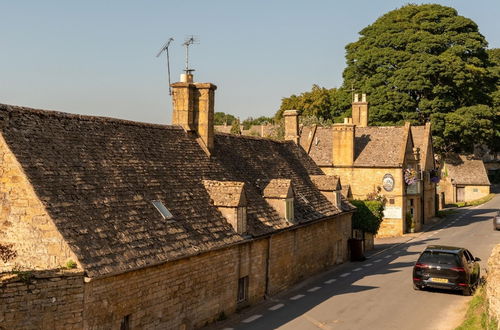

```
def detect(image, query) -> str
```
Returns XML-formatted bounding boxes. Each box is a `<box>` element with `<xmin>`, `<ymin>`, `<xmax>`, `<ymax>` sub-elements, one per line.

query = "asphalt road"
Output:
<box><xmin>218</xmin><ymin>194</ymin><xmax>500</xmax><ymax>330</ymax></box>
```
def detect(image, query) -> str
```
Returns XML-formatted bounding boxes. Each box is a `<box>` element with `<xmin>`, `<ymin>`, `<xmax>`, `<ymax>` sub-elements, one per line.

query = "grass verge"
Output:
<box><xmin>455</xmin><ymin>284</ymin><xmax>498</xmax><ymax>330</ymax></box>
<box><xmin>446</xmin><ymin>193</ymin><xmax>495</xmax><ymax>209</ymax></box>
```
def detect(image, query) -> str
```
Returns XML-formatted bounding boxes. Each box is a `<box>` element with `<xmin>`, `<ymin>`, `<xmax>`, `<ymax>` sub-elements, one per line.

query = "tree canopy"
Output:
<box><xmin>276</xmin><ymin>4</ymin><xmax>498</xmax><ymax>153</ymax></box>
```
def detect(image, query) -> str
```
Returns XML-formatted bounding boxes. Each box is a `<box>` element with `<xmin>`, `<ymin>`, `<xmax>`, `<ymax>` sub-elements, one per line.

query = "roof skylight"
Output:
<box><xmin>152</xmin><ymin>200</ymin><xmax>174</xmax><ymax>219</ymax></box>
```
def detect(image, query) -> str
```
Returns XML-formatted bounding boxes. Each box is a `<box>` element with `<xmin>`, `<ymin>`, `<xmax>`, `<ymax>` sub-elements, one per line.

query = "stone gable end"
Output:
<box><xmin>0</xmin><ymin>134</ymin><xmax>78</xmax><ymax>271</ymax></box>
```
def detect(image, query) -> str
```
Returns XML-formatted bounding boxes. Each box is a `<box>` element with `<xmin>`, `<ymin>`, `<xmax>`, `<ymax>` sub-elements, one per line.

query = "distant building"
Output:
<box><xmin>284</xmin><ymin>94</ymin><xmax>437</xmax><ymax>237</ymax></box>
<box><xmin>439</xmin><ymin>154</ymin><xmax>491</xmax><ymax>204</ymax></box>
<box><xmin>0</xmin><ymin>73</ymin><xmax>354</xmax><ymax>329</ymax></box>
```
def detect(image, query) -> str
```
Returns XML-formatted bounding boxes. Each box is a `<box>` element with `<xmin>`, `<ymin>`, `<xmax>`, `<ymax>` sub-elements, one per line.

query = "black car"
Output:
<box><xmin>494</xmin><ymin>211</ymin><xmax>500</xmax><ymax>230</ymax></box>
<box><xmin>413</xmin><ymin>245</ymin><xmax>481</xmax><ymax>295</ymax></box>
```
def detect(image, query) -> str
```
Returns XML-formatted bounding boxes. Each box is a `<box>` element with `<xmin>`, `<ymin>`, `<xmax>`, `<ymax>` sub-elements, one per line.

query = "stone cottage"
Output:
<box><xmin>285</xmin><ymin>94</ymin><xmax>437</xmax><ymax>237</ymax></box>
<box><xmin>439</xmin><ymin>153</ymin><xmax>491</xmax><ymax>204</ymax></box>
<box><xmin>0</xmin><ymin>74</ymin><xmax>354</xmax><ymax>329</ymax></box>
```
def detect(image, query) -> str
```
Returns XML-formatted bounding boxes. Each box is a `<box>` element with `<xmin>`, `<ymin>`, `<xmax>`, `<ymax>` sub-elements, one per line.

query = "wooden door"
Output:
<box><xmin>456</xmin><ymin>186</ymin><xmax>465</xmax><ymax>202</ymax></box>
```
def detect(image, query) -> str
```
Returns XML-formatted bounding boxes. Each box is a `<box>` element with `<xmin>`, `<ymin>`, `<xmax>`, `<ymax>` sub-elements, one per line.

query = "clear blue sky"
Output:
<box><xmin>1</xmin><ymin>1</ymin><xmax>499</xmax><ymax>124</ymax></box>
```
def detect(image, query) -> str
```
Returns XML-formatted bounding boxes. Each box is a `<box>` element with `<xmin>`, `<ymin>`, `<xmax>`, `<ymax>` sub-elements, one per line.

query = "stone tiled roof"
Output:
<box><xmin>300</xmin><ymin>125</ymin><xmax>406</xmax><ymax>167</ymax></box>
<box><xmin>0</xmin><ymin>104</ymin><xmax>353</xmax><ymax>278</ymax></box>
<box><xmin>263</xmin><ymin>179</ymin><xmax>292</xmax><ymax>199</ymax></box>
<box><xmin>310</xmin><ymin>175</ymin><xmax>341</xmax><ymax>191</ymax></box>
<box><xmin>444</xmin><ymin>154</ymin><xmax>490</xmax><ymax>185</ymax></box>
<box><xmin>203</xmin><ymin>180</ymin><xmax>246</xmax><ymax>207</ymax></box>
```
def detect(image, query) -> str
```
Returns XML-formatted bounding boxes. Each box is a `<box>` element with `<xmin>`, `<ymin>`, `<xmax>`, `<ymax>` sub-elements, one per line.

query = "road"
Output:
<box><xmin>218</xmin><ymin>194</ymin><xmax>500</xmax><ymax>330</ymax></box>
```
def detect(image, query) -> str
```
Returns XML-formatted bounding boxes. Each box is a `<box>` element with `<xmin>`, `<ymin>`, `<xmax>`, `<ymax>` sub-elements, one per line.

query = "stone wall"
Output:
<box><xmin>0</xmin><ymin>136</ymin><xmax>79</xmax><ymax>272</ymax></box>
<box><xmin>323</xmin><ymin>166</ymin><xmax>405</xmax><ymax>237</ymax></box>
<box><xmin>267</xmin><ymin>214</ymin><xmax>351</xmax><ymax>295</ymax></box>
<box><xmin>486</xmin><ymin>243</ymin><xmax>500</xmax><ymax>324</ymax></box>
<box><xmin>0</xmin><ymin>214</ymin><xmax>351</xmax><ymax>329</ymax></box>
<box><xmin>464</xmin><ymin>185</ymin><xmax>490</xmax><ymax>202</ymax></box>
<box><xmin>0</xmin><ymin>269</ymin><xmax>84</xmax><ymax>330</ymax></box>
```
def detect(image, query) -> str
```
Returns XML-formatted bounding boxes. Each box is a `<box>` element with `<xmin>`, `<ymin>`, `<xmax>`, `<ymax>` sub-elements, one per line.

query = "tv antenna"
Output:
<box><xmin>156</xmin><ymin>37</ymin><xmax>174</xmax><ymax>95</ymax></box>
<box><xmin>183</xmin><ymin>35</ymin><xmax>199</xmax><ymax>75</ymax></box>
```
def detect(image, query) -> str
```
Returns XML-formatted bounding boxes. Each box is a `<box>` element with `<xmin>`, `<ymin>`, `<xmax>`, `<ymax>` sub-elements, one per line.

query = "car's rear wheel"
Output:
<box><xmin>462</xmin><ymin>287</ymin><xmax>472</xmax><ymax>296</ymax></box>
<box><xmin>413</xmin><ymin>283</ymin><xmax>421</xmax><ymax>291</ymax></box>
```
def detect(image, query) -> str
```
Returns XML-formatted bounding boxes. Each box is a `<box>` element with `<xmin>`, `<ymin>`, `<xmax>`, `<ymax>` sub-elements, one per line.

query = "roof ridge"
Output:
<box><xmin>215</xmin><ymin>131</ymin><xmax>288</xmax><ymax>144</ymax></box>
<box><xmin>0</xmin><ymin>103</ymin><xmax>183</xmax><ymax>131</ymax></box>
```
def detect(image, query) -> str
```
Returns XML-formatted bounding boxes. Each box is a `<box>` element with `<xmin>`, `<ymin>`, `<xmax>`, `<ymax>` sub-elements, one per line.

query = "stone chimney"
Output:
<box><xmin>352</xmin><ymin>93</ymin><xmax>368</xmax><ymax>127</ymax></box>
<box><xmin>284</xmin><ymin>110</ymin><xmax>300</xmax><ymax>144</ymax></box>
<box><xmin>332</xmin><ymin>118</ymin><xmax>355</xmax><ymax>167</ymax></box>
<box><xmin>171</xmin><ymin>74</ymin><xmax>217</xmax><ymax>155</ymax></box>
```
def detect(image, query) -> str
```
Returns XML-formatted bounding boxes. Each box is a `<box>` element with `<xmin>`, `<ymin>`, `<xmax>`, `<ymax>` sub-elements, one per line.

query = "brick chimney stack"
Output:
<box><xmin>171</xmin><ymin>74</ymin><xmax>217</xmax><ymax>155</ymax></box>
<box><xmin>332</xmin><ymin>118</ymin><xmax>355</xmax><ymax>167</ymax></box>
<box><xmin>352</xmin><ymin>93</ymin><xmax>368</xmax><ymax>127</ymax></box>
<box><xmin>284</xmin><ymin>110</ymin><xmax>300</xmax><ymax>144</ymax></box>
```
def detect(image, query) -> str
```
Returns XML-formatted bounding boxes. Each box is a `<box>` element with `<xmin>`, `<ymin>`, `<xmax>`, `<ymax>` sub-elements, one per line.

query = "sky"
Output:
<box><xmin>1</xmin><ymin>1</ymin><xmax>499</xmax><ymax>125</ymax></box>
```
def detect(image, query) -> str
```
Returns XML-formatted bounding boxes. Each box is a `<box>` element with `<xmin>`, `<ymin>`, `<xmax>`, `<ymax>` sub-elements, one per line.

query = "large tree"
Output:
<box><xmin>343</xmin><ymin>4</ymin><xmax>494</xmax><ymax>127</ymax></box>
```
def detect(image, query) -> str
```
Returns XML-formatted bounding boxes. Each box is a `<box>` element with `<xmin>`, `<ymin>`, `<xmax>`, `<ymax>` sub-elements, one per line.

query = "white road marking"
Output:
<box><xmin>364</xmin><ymin>263</ymin><xmax>373</xmax><ymax>267</ymax></box>
<box><xmin>242</xmin><ymin>315</ymin><xmax>262</xmax><ymax>323</ymax></box>
<box><xmin>324</xmin><ymin>279</ymin><xmax>336</xmax><ymax>284</ymax></box>
<box><xmin>290</xmin><ymin>294</ymin><xmax>305</xmax><ymax>300</ymax></box>
<box><xmin>340</xmin><ymin>273</ymin><xmax>351</xmax><ymax>277</ymax></box>
<box><xmin>353</xmin><ymin>267</ymin><xmax>363</xmax><ymax>272</ymax></box>
<box><xmin>269</xmin><ymin>303</ymin><xmax>284</xmax><ymax>311</ymax></box>
<box><xmin>307</xmin><ymin>286</ymin><xmax>321</xmax><ymax>292</ymax></box>
<box><xmin>374</xmin><ymin>259</ymin><xmax>382</xmax><ymax>263</ymax></box>
<box><xmin>385</xmin><ymin>254</ymin><xmax>392</xmax><ymax>258</ymax></box>
<box><xmin>222</xmin><ymin>328</ymin><xmax>234</xmax><ymax>330</ymax></box>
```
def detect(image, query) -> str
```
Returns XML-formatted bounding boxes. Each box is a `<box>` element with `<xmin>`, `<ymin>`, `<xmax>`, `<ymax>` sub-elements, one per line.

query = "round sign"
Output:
<box><xmin>382</xmin><ymin>174</ymin><xmax>395</xmax><ymax>192</ymax></box>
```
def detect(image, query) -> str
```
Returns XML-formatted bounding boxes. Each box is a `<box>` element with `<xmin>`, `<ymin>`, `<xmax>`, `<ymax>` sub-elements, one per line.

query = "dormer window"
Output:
<box><xmin>152</xmin><ymin>200</ymin><xmax>174</xmax><ymax>219</ymax></box>
<box><xmin>310</xmin><ymin>175</ymin><xmax>343</xmax><ymax>210</ymax></box>
<box><xmin>263</xmin><ymin>179</ymin><xmax>295</xmax><ymax>223</ymax></box>
<box><xmin>203</xmin><ymin>180</ymin><xmax>247</xmax><ymax>235</ymax></box>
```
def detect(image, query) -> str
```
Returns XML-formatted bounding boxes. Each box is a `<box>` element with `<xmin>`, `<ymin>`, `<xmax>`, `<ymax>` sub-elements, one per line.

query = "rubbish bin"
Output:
<box><xmin>348</xmin><ymin>238</ymin><xmax>365</xmax><ymax>261</ymax></box>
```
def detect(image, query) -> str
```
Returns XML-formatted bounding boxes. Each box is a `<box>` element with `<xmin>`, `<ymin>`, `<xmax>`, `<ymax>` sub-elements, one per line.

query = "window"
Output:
<box><xmin>120</xmin><ymin>315</ymin><xmax>130</xmax><ymax>330</ymax></box>
<box><xmin>237</xmin><ymin>276</ymin><xmax>249</xmax><ymax>303</ymax></box>
<box><xmin>152</xmin><ymin>200</ymin><xmax>173</xmax><ymax>219</ymax></box>
<box><xmin>473</xmin><ymin>188</ymin><xmax>478</xmax><ymax>193</ymax></box>
<box><xmin>285</xmin><ymin>198</ymin><xmax>294</xmax><ymax>221</ymax></box>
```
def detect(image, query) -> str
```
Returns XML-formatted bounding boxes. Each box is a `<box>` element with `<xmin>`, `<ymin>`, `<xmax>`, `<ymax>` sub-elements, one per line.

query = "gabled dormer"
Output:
<box><xmin>263</xmin><ymin>179</ymin><xmax>295</xmax><ymax>223</ymax></box>
<box><xmin>203</xmin><ymin>180</ymin><xmax>247</xmax><ymax>234</ymax></box>
<box><xmin>310</xmin><ymin>175</ymin><xmax>343</xmax><ymax>209</ymax></box>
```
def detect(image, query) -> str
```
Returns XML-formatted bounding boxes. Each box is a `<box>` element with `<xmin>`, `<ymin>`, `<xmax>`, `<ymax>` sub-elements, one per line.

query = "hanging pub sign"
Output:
<box><xmin>382</xmin><ymin>174</ymin><xmax>395</xmax><ymax>192</ymax></box>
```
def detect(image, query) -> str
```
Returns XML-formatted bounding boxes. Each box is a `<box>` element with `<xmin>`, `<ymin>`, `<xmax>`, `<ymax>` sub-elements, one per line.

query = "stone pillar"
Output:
<box><xmin>171</xmin><ymin>81</ymin><xmax>195</xmax><ymax>131</ymax></box>
<box><xmin>284</xmin><ymin>110</ymin><xmax>300</xmax><ymax>144</ymax></box>
<box><xmin>171</xmin><ymin>76</ymin><xmax>217</xmax><ymax>155</ymax></box>
<box><xmin>193</xmin><ymin>83</ymin><xmax>217</xmax><ymax>153</ymax></box>
<box><xmin>352</xmin><ymin>93</ymin><xmax>368</xmax><ymax>127</ymax></box>
<box><xmin>332</xmin><ymin>119</ymin><xmax>355</xmax><ymax>166</ymax></box>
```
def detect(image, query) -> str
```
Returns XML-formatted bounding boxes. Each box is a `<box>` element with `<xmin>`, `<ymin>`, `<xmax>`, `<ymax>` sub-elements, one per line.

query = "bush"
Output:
<box><xmin>350</xmin><ymin>200</ymin><xmax>384</xmax><ymax>235</ymax></box>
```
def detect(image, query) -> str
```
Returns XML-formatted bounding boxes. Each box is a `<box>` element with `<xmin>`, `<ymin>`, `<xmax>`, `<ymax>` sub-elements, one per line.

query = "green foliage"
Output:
<box><xmin>455</xmin><ymin>285</ymin><xmax>498</xmax><ymax>330</ymax></box>
<box><xmin>275</xmin><ymin>85</ymin><xmax>351</xmax><ymax>121</ymax></box>
<box><xmin>241</xmin><ymin>116</ymin><xmax>274</xmax><ymax>130</ymax></box>
<box><xmin>214</xmin><ymin>112</ymin><xmax>237</xmax><ymax>125</ymax></box>
<box><xmin>341</xmin><ymin>4</ymin><xmax>497</xmax><ymax>152</ymax></box>
<box><xmin>230</xmin><ymin>119</ymin><xmax>241</xmax><ymax>135</ymax></box>
<box><xmin>65</xmin><ymin>259</ymin><xmax>77</xmax><ymax>269</ymax></box>
<box><xmin>350</xmin><ymin>200</ymin><xmax>384</xmax><ymax>234</ymax></box>
<box><xmin>431</xmin><ymin>105</ymin><xmax>497</xmax><ymax>153</ymax></box>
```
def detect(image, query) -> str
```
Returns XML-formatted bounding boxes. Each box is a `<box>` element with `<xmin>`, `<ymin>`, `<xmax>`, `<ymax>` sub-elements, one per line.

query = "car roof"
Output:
<box><xmin>424</xmin><ymin>245</ymin><xmax>464</xmax><ymax>254</ymax></box>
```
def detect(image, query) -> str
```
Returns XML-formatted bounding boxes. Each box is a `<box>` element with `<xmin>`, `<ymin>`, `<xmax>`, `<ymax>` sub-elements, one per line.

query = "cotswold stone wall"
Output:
<box><xmin>486</xmin><ymin>243</ymin><xmax>500</xmax><ymax>324</ymax></box>
<box><xmin>0</xmin><ymin>269</ymin><xmax>84</xmax><ymax>330</ymax></box>
<box><xmin>0</xmin><ymin>136</ymin><xmax>78</xmax><ymax>272</ymax></box>
<box><xmin>267</xmin><ymin>213</ymin><xmax>351</xmax><ymax>295</ymax></box>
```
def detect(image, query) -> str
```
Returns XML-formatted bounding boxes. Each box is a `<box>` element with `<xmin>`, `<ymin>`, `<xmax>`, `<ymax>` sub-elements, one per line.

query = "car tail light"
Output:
<box><xmin>450</xmin><ymin>267</ymin><xmax>466</xmax><ymax>273</ymax></box>
<box><xmin>458</xmin><ymin>283</ymin><xmax>468</xmax><ymax>287</ymax></box>
<box><xmin>413</xmin><ymin>278</ymin><xmax>421</xmax><ymax>281</ymax></box>
<box><xmin>415</xmin><ymin>263</ymin><xmax>429</xmax><ymax>269</ymax></box>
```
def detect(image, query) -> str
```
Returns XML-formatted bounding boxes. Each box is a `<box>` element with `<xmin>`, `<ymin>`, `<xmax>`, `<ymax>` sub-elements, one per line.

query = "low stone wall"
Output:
<box><xmin>0</xmin><ymin>269</ymin><xmax>84</xmax><ymax>330</ymax></box>
<box><xmin>486</xmin><ymin>243</ymin><xmax>500</xmax><ymax>325</ymax></box>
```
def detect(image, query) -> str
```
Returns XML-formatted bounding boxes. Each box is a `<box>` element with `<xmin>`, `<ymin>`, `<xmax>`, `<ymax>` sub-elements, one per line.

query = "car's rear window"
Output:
<box><xmin>418</xmin><ymin>251</ymin><xmax>460</xmax><ymax>266</ymax></box>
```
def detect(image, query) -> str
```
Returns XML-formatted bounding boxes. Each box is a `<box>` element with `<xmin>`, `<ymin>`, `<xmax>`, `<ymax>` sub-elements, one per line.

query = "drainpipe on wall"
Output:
<box><xmin>264</xmin><ymin>235</ymin><xmax>272</xmax><ymax>298</ymax></box>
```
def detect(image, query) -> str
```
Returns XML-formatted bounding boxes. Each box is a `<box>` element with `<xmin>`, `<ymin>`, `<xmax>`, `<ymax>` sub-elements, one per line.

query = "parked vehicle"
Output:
<box><xmin>412</xmin><ymin>245</ymin><xmax>481</xmax><ymax>296</ymax></box>
<box><xmin>494</xmin><ymin>211</ymin><xmax>500</xmax><ymax>230</ymax></box>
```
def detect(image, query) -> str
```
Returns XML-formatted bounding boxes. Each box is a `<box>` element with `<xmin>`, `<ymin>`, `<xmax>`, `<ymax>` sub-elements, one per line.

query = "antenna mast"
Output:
<box><xmin>183</xmin><ymin>36</ymin><xmax>199</xmax><ymax>75</ymax></box>
<box><xmin>156</xmin><ymin>37</ymin><xmax>174</xmax><ymax>95</ymax></box>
